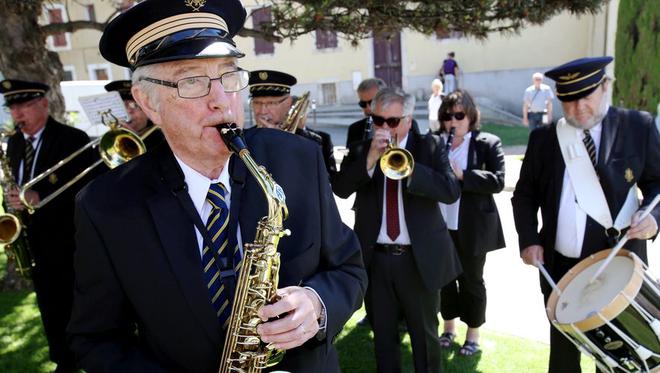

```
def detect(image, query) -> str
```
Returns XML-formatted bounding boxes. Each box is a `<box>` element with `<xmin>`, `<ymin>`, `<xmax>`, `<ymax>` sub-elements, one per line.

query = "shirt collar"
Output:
<box><xmin>174</xmin><ymin>155</ymin><xmax>231</xmax><ymax>215</ymax></box>
<box><xmin>23</xmin><ymin>126</ymin><xmax>45</xmax><ymax>143</ymax></box>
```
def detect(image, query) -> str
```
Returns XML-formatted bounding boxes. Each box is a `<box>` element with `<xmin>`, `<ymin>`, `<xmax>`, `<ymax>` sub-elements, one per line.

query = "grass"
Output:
<box><xmin>481</xmin><ymin>123</ymin><xmax>530</xmax><ymax>147</ymax></box>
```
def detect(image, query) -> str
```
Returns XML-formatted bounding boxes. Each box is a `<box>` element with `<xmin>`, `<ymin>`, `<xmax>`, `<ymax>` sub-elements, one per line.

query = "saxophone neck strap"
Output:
<box><xmin>556</xmin><ymin>119</ymin><xmax>638</xmax><ymax>236</ymax></box>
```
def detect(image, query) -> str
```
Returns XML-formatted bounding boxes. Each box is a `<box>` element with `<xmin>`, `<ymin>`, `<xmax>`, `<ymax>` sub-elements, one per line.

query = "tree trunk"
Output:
<box><xmin>0</xmin><ymin>0</ymin><xmax>66</xmax><ymax>122</ymax></box>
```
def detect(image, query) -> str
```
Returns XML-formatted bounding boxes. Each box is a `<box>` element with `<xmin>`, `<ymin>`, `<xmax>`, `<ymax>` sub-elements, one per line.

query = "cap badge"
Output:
<box><xmin>48</xmin><ymin>173</ymin><xmax>58</xmax><ymax>185</ymax></box>
<box><xmin>259</xmin><ymin>71</ymin><xmax>268</xmax><ymax>81</ymax></box>
<box><xmin>624</xmin><ymin>168</ymin><xmax>634</xmax><ymax>183</ymax></box>
<box><xmin>184</xmin><ymin>0</ymin><xmax>206</xmax><ymax>11</ymax></box>
<box><xmin>123</xmin><ymin>82</ymin><xmax>131</xmax><ymax>88</ymax></box>
<box><xmin>559</xmin><ymin>72</ymin><xmax>580</xmax><ymax>81</ymax></box>
<box><xmin>2</xmin><ymin>81</ymin><xmax>11</xmax><ymax>89</ymax></box>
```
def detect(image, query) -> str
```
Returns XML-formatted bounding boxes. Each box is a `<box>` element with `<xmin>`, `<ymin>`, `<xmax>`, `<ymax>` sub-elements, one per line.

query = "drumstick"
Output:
<box><xmin>534</xmin><ymin>261</ymin><xmax>561</xmax><ymax>294</ymax></box>
<box><xmin>588</xmin><ymin>194</ymin><xmax>660</xmax><ymax>284</ymax></box>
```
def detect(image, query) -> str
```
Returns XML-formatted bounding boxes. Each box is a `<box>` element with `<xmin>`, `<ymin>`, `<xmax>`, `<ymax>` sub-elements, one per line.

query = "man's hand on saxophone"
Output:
<box><xmin>257</xmin><ymin>286</ymin><xmax>323</xmax><ymax>350</ymax></box>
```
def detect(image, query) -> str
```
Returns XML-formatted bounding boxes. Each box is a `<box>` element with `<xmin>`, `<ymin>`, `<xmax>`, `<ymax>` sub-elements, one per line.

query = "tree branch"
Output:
<box><xmin>40</xmin><ymin>20</ymin><xmax>107</xmax><ymax>35</ymax></box>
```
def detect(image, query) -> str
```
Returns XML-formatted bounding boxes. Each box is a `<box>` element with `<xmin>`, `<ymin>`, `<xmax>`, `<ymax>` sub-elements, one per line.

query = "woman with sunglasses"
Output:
<box><xmin>436</xmin><ymin>89</ymin><xmax>506</xmax><ymax>357</ymax></box>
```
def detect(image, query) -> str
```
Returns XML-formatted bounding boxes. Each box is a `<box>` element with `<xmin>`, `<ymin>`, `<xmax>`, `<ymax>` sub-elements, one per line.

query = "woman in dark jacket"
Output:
<box><xmin>437</xmin><ymin>89</ymin><xmax>506</xmax><ymax>356</ymax></box>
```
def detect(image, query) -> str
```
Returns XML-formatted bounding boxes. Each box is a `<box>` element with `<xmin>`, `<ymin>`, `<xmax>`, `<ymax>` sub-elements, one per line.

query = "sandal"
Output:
<box><xmin>439</xmin><ymin>332</ymin><xmax>456</xmax><ymax>348</ymax></box>
<box><xmin>459</xmin><ymin>340</ymin><xmax>481</xmax><ymax>356</ymax></box>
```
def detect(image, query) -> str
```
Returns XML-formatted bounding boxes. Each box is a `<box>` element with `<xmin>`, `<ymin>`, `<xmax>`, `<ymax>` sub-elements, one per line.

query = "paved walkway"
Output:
<box><xmin>333</xmin><ymin>154</ymin><xmax>660</xmax><ymax>344</ymax></box>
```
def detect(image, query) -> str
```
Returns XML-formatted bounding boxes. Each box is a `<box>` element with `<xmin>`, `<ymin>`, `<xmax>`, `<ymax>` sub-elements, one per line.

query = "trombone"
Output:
<box><xmin>280</xmin><ymin>91</ymin><xmax>310</xmax><ymax>133</ymax></box>
<box><xmin>380</xmin><ymin>134</ymin><xmax>414</xmax><ymax>180</ymax></box>
<box><xmin>19</xmin><ymin>111</ymin><xmax>155</xmax><ymax>213</ymax></box>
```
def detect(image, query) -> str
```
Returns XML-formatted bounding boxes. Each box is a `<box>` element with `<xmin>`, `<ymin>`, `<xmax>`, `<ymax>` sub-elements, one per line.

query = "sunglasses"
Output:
<box><xmin>441</xmin><ymin>111</ymin><xmax>466</xmax><ymax>121</ymax></box>
<box><xmin>358</xmin><ymin>99</ymin><xmax>372</xmax><ymax>109</ymax></box>
<box><xmin>371</xmin><ymin>115</ymin><xmax>404</xmax><ymax>128</ymax></box>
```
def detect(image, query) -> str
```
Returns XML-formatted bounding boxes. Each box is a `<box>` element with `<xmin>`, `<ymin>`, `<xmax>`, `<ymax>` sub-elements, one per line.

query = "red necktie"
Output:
<box><xmin>386</xmin><ymin>178</ymin><xmax>400</xmax><ymax>241</ymax></box>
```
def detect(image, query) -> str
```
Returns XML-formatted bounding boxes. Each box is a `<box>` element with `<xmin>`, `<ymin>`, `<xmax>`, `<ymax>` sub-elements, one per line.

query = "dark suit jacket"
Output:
<box><xmin>7</xmin><ymin>117</ymin><xmax>91</xmax><ymax>260</ymax></box>
<box><xmin>512</xmin><ymin>107</ymin><xmax>660</xmax><ymax>280</ymax></box>
<box><xmin>68</xmin><ymin>128</ymin><xmax>366</xmax><ymax>373</ymax></box>
<box><xmin>332</xmin><ymin>128</ymin><xmax>462</xmax><ymax>290</ymax></box>
<box><xmin>297</xmin><ymin>127</ymin><xmax>337</xmax><ymax>177</ymax></box>
<box><xmin>455</xmin><ymin>131</ymin><xmax>506</xmax><ymax>255</ymax></box>
<box><xmin>346</xmin><ymin>117</ymin><xmax>421</xmax><ymax>147</ymax></box>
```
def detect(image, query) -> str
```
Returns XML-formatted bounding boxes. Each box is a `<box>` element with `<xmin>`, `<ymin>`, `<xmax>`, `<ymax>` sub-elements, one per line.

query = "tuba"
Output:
<box><xmin>216</xmin><ymin>123</ymin><xmax>289</xmax><ymax>372</ymax></box>
<box><xmin>380</xmin><ymin>134</ymin><xmax>414</xmax><ymax>180</ymax></box>
<box><xmin>280</xmin><ymin>91</ymin><xmax>310</xmax><ymax>133</ymax></box>
<box><xmin>0</xmin><ymin>130</ymin><xmax>34</xmax><ymax>278</ymax></box>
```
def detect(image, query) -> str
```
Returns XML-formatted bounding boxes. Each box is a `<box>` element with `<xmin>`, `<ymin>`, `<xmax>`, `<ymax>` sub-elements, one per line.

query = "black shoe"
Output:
<box><xmin>357</xmin><ymin>317</ymin><xmax>370</xmax><ymax>328</ymax></box>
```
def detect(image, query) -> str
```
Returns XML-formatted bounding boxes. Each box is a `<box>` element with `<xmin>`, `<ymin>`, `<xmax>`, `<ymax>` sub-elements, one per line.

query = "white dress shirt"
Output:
<box><xmin>555</xmin><ymin>121</ymin><xmax>603</xmax><ymax>258</ymax></box>
<box><xmin>439</xmin><ymin>131</ymin><xmax>471</xmax><ymax>230</ymax></box>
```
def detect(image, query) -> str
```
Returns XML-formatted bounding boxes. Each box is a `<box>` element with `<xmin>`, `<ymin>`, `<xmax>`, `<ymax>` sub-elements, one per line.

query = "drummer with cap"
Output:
<box><xmin>512</xmin><ymin>56</ymin><xmax>660</xmax><ymax>372</ymax></box>
<box><xmin>249</xmin><ymin>69</ymin><xmax>337</xmax><ymax>177</ymax></box>
<box><xmin>104</xmin><ymin>80</ymin><xmax>165</xmax><ymax>149</ymax></box>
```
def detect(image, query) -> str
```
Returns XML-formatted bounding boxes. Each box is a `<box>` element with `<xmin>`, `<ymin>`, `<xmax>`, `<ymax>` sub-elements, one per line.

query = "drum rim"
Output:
<box><xmin>546</xmin><ymin>249</ymin><xmax>644</xmax><ymax>332</ymax></box>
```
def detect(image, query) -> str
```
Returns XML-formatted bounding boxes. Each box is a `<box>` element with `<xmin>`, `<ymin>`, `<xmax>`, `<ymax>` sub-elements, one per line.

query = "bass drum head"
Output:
<box><xmin>547</xmin><ymin>249</ymin><xmax>644</xmax><ymax>331</ymax></box>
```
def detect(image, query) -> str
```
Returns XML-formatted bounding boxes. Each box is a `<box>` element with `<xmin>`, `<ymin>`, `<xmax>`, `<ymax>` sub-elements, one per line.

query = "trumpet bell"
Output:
<box><xmin>100</xmin><ymin>128</ymin><xmax>146</xmax><ymax>169</ymax></box>
<box><xmin>380</xmin><ymin>148</ymin><xmax>414</xmax><ymax>180</ymax></box>
<box><xmin>0</xmin><ymin>213</ymin><xmax>21</xmax><ymax>244</ymax></box>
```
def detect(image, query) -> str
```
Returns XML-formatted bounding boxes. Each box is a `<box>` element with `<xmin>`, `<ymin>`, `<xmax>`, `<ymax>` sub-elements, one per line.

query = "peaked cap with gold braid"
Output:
<box><xmin>104</xmin><ymin>80</ymin><xmax>134</xmax><ymax>100</ymax></box>
<box><xmin>544</xmin><ymin>56</ymin><xmax>613</xmax><ymax>102</ymax></box>
<box><xmin>0</xmin><ymin>79</ymin><xmax>50</xmax><ymax>106</ymax></box>
<box><xmin>99</xmin><ymin>0</ymin><xmax>246</xmax><ymax>69</ymax></box>
<box><xmin>248</xmin><ymin>70</ymin><xmax>297</xmax><ymax>98</ymax></box>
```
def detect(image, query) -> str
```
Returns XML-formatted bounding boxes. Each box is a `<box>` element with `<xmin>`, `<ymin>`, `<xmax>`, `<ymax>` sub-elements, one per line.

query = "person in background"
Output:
<box><xmin>67</xmin><ymin>1</ymin><xmax>366</xmax><ymax>372</ymax></box>
<box><xmin>104</xmin><ymin>79</ymin><xmax>165</xmax><ymax>149</ymax></box>
<box><xmin>1</xmin><ymin>78</ymin><xmax>91</xmax><ymax>373</ymax></box>
<box><xmin>512</xmin><ymin>56</ymin><xmax>660</xmax><ymax>372</ymax></box>
<box><xmin>436</xmin><ymin>89</ymin><xmax>506</xmax><ymax>357</ymax></box>
<box><xmin>522</xmin><ymin>72</ymin><xmax>554</xmax><ymax>131</ymax></box>
<box><xmin>333</xmin><ymin>88</ymin><xmax>461</xmax><ymax>372</ymax></box>
<box><xmin>249</xmin><ymin>70</ymin><xmax>336</xmax><ymax>177</ymax></box>
<box><xmin>427</xmin><ymin>78</ymin><xmax>444</xmax><ymax>134</ymax></box>
<box><xmin>440</xmin><ymin>52</ymin><xmax>459</xmax><ymax>95</ymax></box>
<box><xmin>345</xmin><ymin>78</ymin><xmax>387</xmax><ymax>147</ymax></box>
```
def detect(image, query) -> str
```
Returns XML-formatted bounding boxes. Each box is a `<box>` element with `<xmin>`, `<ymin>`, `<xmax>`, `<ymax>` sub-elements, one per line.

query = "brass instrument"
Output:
<box><xmin>19</xmin><ymin>111</ymin><xmax>153</xmax><ymax>213</ymax></box>
<box><xmin>380</xmin><ymin>134</ymin><xmax>414</xmax><ymax>180</ymax></box>
<box><xmin>0</xmin><ymin>130</ymin><xmax>34</xmax><ymax>278</ymax></box>
<box><xmin>217</xmin><ymin>123</ymin><xmax>289</xmax><ymax>373</ymax></box>
<box><xmin>280</xmin><ymin>91</ymin><xmax>310</xmax><ymax>133</ymax></box>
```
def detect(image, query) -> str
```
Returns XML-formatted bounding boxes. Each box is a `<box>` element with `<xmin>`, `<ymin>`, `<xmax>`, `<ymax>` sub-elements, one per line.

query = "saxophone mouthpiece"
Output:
<box><xmin>215</xmin><ymin>123</ymin><xmax>247</xmax><ymax>154</ymax></box>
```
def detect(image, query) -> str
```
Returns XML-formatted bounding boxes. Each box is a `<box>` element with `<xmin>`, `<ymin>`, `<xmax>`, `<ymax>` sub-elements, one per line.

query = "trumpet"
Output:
<box><xmin>380</xmin><ymin>134</ymin><xmax>414</xmax><ymax>180</ymax></box>
<box><xmin>19</xmin><ymin>111</ymin><xmax>155</xmax><ymax>213</ymax></box>
<box><xmin>280</xmin><ymin>91</ymin><xmax>310</xmax><ymax>133</ymax></box>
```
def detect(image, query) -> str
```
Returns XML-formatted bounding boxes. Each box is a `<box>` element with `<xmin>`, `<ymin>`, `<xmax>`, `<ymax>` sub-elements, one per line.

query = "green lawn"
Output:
<box><xmin>481</xmin><ymin>123</ymin><xmax>530</xmax><ymax>147</ymax></box>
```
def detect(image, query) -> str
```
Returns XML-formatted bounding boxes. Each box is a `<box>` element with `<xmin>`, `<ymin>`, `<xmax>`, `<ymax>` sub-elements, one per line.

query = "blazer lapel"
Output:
<box><xmin>228</xmin><ymin>154</ymin><xmax>249</xmax><ymax>249</ymax></box>
<box><xmin>467</xmin><ymin>131</ymin><xmax>478</xmax><ymax>170</ymax></box>
<box><xmin>146</xmin><ymin>148</ymin><xmax>221</xmax><ymax>343</ymax></box>
<box><xmin>599</xmin><ymin>107</ymin><xmax>618</xmax><ymax>166</ymax></box>
<box><xmin>9</xmin><ymin>134</ymin><xmax>24</xmax><ymax>179</ymax></box>
<box><xmin>551</xmin><ymin>129</ymin><xmax>565</xmax><ymax>217</ymax></box>
<box><xmin>34</xmin><ymin>119</ymin><xmax>56</xmax><ymax>175</ymax></box>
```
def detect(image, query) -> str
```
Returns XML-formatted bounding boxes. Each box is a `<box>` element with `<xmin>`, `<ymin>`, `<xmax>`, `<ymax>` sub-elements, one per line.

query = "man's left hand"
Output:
<box><xmin>257</xmin><ymin>286</ymin><xmax>322</xmax><ymax>350</ymax></box>
<box><xmin>627</xmin><ymin>210</ymin><xmax>658</xmax><ymax>240</ymax></box>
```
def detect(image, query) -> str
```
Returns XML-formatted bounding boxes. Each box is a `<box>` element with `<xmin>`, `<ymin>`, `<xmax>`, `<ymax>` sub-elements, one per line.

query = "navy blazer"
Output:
<box><xmin>332</xmin><ymin>127</ymin><xmax>462</xmax><ymax>290</ymax></box>
<box><xmin>512</xmin><ymin>106</ymin><xmax>660</xmax><ymax>272</ymax></box>
<box><xmin>68</xmin><ymin>128</ymin><xmax>367</xmax><ymax>373</ymax></box>
<box><xmin>454</xmin><ymin>131</ymin><xmax>506</xmax><ymax>255</ymax></box>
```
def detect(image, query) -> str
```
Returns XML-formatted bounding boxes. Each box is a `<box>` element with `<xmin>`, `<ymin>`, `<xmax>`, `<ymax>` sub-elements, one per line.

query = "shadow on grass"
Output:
<box><xmin>0</xmin><ymin>290</ymin><xmax>54</xmax><ymax>372</ymax></box>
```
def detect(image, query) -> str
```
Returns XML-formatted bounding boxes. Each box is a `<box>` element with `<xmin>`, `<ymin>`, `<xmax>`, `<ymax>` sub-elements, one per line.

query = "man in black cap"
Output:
<box><xmin>512</xmin><ymin>56</ymin><xmax>660</xmax><ymax>372</ymax></box>
<box><xmin>67</xmin><ymin>1</ymin><xmax>366</xmax><ymax>372</ymax></box>
<box><xmin>249</xmin><ymin>69</ymin><xmax>337</xmax><ymax>178</ymax></box>
<box><xmin>1</xmin><ymin>78</ymin><xmax>91</xmax><ymax>373</ymax></box>
<box><xmin>104</xmin><ymin>79</ymin><xmax>165</xmax><ymax>150</ymax></box>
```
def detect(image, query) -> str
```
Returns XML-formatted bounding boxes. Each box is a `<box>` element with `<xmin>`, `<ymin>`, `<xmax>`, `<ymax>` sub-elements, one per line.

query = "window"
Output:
<box><xmin>118</xmin><ymin>0</ymin><xmax>135</xmax><ymax>12</ymax></box>
<box><xmin>87</xmin><ymin>64</ymin><xmax>112</xmax><ymax>81</ymax></box>
<box><xmin>85</xmin><ymin>4</ymin><xmax>96</xmax><ymax>22</ymax></box>
<box><xmin>321</xmin><ymin>83</ymin><xmax>337</xmax><ymax>105</ymax></box>
<box><xmin>44</xmin><ymin>4</ymin><xmax>71</xmax><ymax>50</ymax></box>
<box><xmin>62</xmin><ymin>66</ymin><xmax>76</xmax><ymax>81</ymax></box>
<box><xmin>252</xmin><ymin>7</ymin><xmax>274</xmax><ymax>55</ymax></box>
<box><xmin>315</xmin><ymin>30</ymin><xmax>338</xmax><ymax>50</ymax></box>
<box><xmin>435</xmin><ymin>28</ymin><xmax>464</xmax><ymax>40</ymax></box>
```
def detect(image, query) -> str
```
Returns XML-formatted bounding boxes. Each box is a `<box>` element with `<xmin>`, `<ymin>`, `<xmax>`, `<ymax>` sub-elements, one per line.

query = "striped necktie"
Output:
<box><xmin>22</xmin><ymin>136</ymin><xmax>35</xmax><ymax>185</ymax></box>
<box><xmin>202</xmin><ymin>182</ymin><xmax>242</xmax><ymax>328</ymax></box>
<box><xmin>582</xmin><ymin>129</ymin><xmax>597</xmax><ymax>169</ymax></box>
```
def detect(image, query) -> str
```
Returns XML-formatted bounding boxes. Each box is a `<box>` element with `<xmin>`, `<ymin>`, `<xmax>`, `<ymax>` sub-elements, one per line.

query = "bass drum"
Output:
<box><xmin>546</xmin><ymin>249</ymin><xmax>660</xmax><ymax>372</ymax></box>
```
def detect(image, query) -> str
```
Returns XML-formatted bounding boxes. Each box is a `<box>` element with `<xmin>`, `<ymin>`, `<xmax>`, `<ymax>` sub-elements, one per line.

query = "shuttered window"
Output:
<box><xmin>252</xmin><ymin>7</ymin><xmax>274</xmax><ymax>55</ymax></box>
<box><xmin>315</xmin><ymin>30</ymin><xmax>338</xmax><ymax>49</ymax></box>
<box><xmin>48</xmin><ymin>8</ymin><xmax>67</xmax><ymax>47</ymax></box>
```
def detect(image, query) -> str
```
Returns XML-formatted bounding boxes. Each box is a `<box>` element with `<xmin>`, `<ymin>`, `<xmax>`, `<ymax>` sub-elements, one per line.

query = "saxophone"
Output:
<box><xmin>216</xmin><ymin>124</ymin><xmax>289</xmax><ymax>373</ymax></box>
<box><xmin>0</xmin><ymin>130</ymin><xmax>34</xmax><ymax>278</ymax></box>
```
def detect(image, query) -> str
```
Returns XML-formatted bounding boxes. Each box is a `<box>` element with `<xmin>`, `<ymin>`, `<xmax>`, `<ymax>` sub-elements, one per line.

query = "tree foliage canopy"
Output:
<box><xmin>257</xmin><ymin>0</ymin><xmax>608</xmax><ymax>44</ymax></box>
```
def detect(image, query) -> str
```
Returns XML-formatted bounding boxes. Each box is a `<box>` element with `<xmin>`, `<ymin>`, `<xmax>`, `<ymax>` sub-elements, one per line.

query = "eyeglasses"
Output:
<box><xmin>441</xmin><ymin>111</ymin><xmax>466</xmax><ymax>121</ymax></box>
<box><xmin>251</xmin><ymin>95</ymin><xmax>290</xmax><ymax>110</ymax></box>
<box><xmin>371</xmin><ymin>114</ymin><xmax>405</xmax><ymax>128</ymax></box>
<box><xmin>358</xmin><ymin>100</ymin><xmax>372</xmax><ymax>109</ymax></box>
<box><xmin>139</xmin><ymin>69</ymin><xmax>249</xmax><ymax>99</ymax></box>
